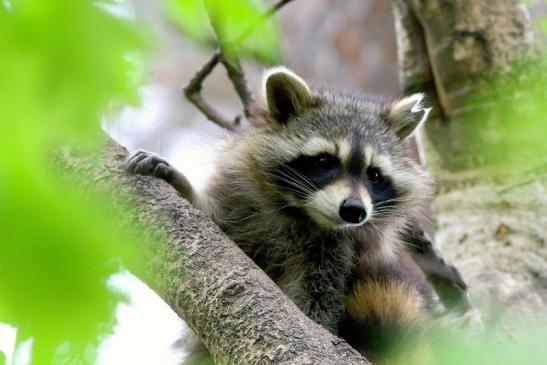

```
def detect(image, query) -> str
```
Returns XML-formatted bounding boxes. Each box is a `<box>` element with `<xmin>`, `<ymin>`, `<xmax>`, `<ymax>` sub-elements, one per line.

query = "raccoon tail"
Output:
<box><xmin>338</xmin><ymin>249</ymin><xmax>435</xmax><ymax>365</ymax></box>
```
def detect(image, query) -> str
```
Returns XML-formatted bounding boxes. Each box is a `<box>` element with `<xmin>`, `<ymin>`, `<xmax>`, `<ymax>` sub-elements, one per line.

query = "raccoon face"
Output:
<box><xmin>251</xmin><ymin>67</ymin><xmax>431</xmax><ymax>230</ymax></box>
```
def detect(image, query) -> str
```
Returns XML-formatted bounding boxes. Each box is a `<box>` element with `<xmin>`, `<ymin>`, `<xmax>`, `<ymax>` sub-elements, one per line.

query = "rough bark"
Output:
<box><xmin>393</xmin><ymin>0</ymin><xmax>536</xmax><ymax>170</ymax></box>
<box><xmin>392</xmin><ymin>0</ymin><xmax>547</xmax><ymax>327</ymax></box>
<box><xmin>56</xmin><ymin>138</ymin><xmax>369</xmax><ymax>365</ymax></box>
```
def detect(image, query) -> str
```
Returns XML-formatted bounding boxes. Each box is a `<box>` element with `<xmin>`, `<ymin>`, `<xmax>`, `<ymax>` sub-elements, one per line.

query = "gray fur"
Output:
<box><xmin>127</xmin><ymin>68</ymin><xmax>433</xmax><ymax>346</ymax></box>
<box><xmin>198</xmin><ymin>72</ymin><xmax>433</xmax><ymax>331</ymax></box>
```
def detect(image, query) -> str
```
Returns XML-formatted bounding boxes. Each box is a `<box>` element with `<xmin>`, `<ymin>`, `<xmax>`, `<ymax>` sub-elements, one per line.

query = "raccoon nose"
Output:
<box><xmin>339</xmin><ymin>199</ymin><xmax>367</xmax><ymax>224</ymax></box>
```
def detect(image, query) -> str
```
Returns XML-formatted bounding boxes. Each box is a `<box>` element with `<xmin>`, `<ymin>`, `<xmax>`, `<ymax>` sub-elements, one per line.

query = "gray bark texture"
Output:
<box><xmin>57</xmin><ymin>139</ymin><xmax>370</xmax><ymax>365</ymax></box>
<box><xmin>392</xmin><ymin>0</ymin><xmax>547</xmax><ymax>328</ymax></box>
<box><xmin>393</xmin><ymin>0</ymin><xmax>536</xmax><ymax>169</ymax></box>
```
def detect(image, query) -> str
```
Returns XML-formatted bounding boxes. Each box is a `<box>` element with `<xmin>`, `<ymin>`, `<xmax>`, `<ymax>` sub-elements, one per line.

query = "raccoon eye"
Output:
<box><xmin>366</xmin><ymin>167</ymin><xmax>383</xmax><ymax>184</ymax></box>
<box><xmin>314</xmin><ymin>154</ymin><xmax>338</xmax><ymax>170</ymax></box>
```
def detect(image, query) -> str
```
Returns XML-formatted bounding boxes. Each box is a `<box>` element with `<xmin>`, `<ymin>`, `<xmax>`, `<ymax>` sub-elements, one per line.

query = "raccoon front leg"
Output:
<box><xmin>126</xmin><ymin>150</ymin><xmax>195</xmax><ymax>203</ymax></box>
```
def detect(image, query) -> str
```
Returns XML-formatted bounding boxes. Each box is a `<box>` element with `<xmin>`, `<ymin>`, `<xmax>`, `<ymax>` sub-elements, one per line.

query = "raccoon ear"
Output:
<box><xmin>386</xmin><ymin>93</ymin><xmax>432</xmax><ymax>139</ymax></box>
<box><xmin>263</xmin><ymin>67</ymin><xmax>312</xmax><ymax>125</ymax></box>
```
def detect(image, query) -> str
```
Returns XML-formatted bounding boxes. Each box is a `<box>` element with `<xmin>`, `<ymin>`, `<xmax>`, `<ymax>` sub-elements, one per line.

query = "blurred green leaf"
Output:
<box><xmin>452</xmin><ymin>55</ymin><xmax>547</xmax><ymax>167</ymax></box>
<box><xmin>541</xmin><ymin>17</ymin><xmax>547</xmax><ymax>35</ymax></box>
<box><xmin>0</xmin><ymin>0</ymin><xmax>143</xmax><ymax>147</ymax></box>
<box><xmin>164</xmin><ymin>0</ymin><xmax>211</xmax><ymax>43</ymax></box>
<box><xmin>165</xmin><ymin>0</ymin><xmax>281</xmax><ymax>63</ymax></box>
<box><xmin>0</xmin><ymin>0</ymin><xmax>147</xmax><ymax>363</ymax></box>
<box><xmin>427</xmin><ymin>323</ymin><xmax>547</xmax><ymax>365</ymax></box>
<box><xmin>385</xmin><ymin>317</ymin><xmax>547</xmax><ymax>365</ymax></box>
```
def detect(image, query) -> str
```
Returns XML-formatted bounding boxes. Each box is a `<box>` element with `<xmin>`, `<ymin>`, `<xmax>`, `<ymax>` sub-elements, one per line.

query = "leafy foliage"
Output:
<box><xmin>396</xmin><ymin>321</ymin><xmax>547</xmax><ymax>365</ymax></box>
<box><xmin>0</xmin><ymin>0</ymin><xmax>146</xmax><ymax>363</ymax></box>
<box><xmin>165</xmin><ymin>0</ymin><xmax>281</xmax><ymax>62</ymax></box>
<box><xmin>0</xmin><ymin>0</ymin><xmax>545</xmax><ymax>364</ymax></box>
<box><xmin>457</xmin><ymin>56</ymin><xmax>547</xmax><ymax>166</ymax></box>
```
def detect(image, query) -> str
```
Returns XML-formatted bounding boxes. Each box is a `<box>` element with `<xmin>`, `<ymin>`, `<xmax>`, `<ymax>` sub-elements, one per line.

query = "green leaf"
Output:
<box><xmin>165</xmin><ymin>0</ymin><xmax>281</xmax><ymax>63</ymax></box>
<box><xmin>541</xmin><ymin>17</ymin><xmax>547</xmax><ymax>35</ymax></box>
<box><xmin>0</xmin><ymin>0</ymin><xmax>147</xmax><ymax>363</ymax></box>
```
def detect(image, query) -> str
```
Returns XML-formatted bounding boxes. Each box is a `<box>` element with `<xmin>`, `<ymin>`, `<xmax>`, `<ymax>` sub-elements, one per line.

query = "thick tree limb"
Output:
<box><xmin>392</xmin><ymin>0</ymin><xmax>547</xmax><ymax>326</ymax></box>
<box><xmin>391</xmin><ymin>0</ymin><xmax>476</xmax><ymax>314</ymax></box>
<box><xmin>392</xmin><ymin>0</ymin><xmax>536</xmax><ymax>170</ymax></box>
<box><xmin>58</xmin><ymin>138</ymin><xmax>369</xmax><ymax>365</ymax></box>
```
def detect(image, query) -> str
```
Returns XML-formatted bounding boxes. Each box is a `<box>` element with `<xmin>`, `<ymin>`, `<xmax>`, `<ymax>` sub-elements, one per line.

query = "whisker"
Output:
<box><xmin>374</xmin><ymin>197</ymin><xmax>413</xmax><ymax>207</ymax></box>
<box><xmin>283</xmin><ymin>165</ymin><xmax>318</xmax><ymax>191</ymax></box>
<box><xmin>270</xmin><ymin>168</ymin><xmax>315</xmax><ymax>190</ymax></box>
<box><xmin>268</xmin><ymin>171</ymin><xmax>315</xmax><ymax>196</ymax></box>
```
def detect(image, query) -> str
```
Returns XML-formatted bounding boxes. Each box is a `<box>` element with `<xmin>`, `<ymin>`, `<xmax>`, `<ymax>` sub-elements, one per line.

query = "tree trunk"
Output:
<box><xmin>392</xmin><ymin>0</ymin><xmax>547</xmax><ymax>326</ymax></box>
<box><xmin>55</xmin><ymin>139</ymin><xmax>369</xmax><ymax>365</ymax></box>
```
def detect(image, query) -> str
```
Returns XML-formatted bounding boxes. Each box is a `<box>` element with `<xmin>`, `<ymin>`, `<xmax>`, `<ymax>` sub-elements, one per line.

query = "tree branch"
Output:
<box><xmin>232</xmin><ymin>0</ymin><xmax>295</xmax><ymax>45</ymax></box>
<box><xmin>183</xmin><ymin>0</ymin><xmax>295</xmax><ymax>130</ymax></box>
<box><xmin>57</xmin><ymin>137</ymin><xmax>370</xmax><ymax>365</ymax></box>
<box><xmin>392</xmin><ymin>0</ymin><xmax>478</xmax><ymax>314</ymax></box>
<box><xmin>392</xmin><ymin>0</ymin><xmax>541</xmax><ymax>317</ymax></box>
<box><xmin>205</xmin><ymin>7</ymin><xmax>253</xmax><ymax>121</ymax></box>
<box><xmin>219</xmin><ymin>54</ymin><xmax>253</xmax><ymax>120</ymax></box>
<box><xmin>183</xmin><ymin>51</ymin><xmax>239</xmax><ymax>131</ymax></box>
<box><xmin>392</xmin><ymin>0</ymin><xmax>536</xmax><ymax>169</ymax></box>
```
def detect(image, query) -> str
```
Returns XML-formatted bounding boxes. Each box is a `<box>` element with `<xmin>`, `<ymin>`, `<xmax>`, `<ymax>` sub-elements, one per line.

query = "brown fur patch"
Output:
<box><xmin>346</xmin><ymin>279</ymin><xmax>424</xmax><ymax>329</ymax></box>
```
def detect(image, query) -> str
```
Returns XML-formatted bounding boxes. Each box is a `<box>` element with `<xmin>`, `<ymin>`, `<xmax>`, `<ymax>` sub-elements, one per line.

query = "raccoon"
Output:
<box><xmin>126</xmin><ymin>67</ymin><xmax>435</xmax><ymax>362</ymax></box>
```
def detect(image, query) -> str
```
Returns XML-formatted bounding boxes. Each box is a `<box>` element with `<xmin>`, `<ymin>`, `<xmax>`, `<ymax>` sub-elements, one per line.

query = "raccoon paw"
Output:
<box><xmin>125</xmin><ymin>149</ymin><xmax>175</xmax><ymax>182</ymax></box>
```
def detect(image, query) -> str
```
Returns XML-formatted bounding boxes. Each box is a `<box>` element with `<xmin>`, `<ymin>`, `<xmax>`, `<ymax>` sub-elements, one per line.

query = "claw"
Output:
<box><xmin>126</xmin><ymin>152</ymin><xmax>148</xmax><ymax>174</ymax></box>
<box><xmin>134</xmin><ymin>155</ymin><xmax>156</xmax><ymax>175</ymax></box>
<box><xmin>126</xmin><ymin>150</ymin><xmax>172</xmax><ymax>178</ymax></box>
<box><xmin>153</xmin><ymin>162</ymin><xmax>172</xmax><ymax>181</ymax></box>
<box><xmin>125</xmin><ymin>150</ymin><xmax>193</xmax><ymax>202</ymax></box>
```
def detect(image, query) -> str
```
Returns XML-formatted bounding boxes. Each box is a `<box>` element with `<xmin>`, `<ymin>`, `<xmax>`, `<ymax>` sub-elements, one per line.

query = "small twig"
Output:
<box><xmin>233</xmin><ymin>0</ymin><xmax>295</xmax><ymax>45</ymax></box>
<box><xmin>183</xmin><ymin>52</ymin><xmax>238</xmax><ymax>131</ymax></box>
<box><xmin>218</xmin><ymin>0</ymin><xmax>296</xmax><ymax>119</ymax></box>
<box><xmin>220</xmin><ymin>54</ymin><xmax>253</xmax><ymax>119</ymax></box>
<box><xmin>206</xmin><ymin>6</ymin><xmax>253</xmax><ymax>121</ymax></box>
<box><xmin>182</xmin><ymin>0</ymin><xmax>295</xmax><ymax>130</ymax></box>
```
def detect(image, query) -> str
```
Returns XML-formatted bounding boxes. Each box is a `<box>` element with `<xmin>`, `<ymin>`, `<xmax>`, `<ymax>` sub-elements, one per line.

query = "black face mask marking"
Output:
<box><xmin>271</xmin><ymin>153</ymin><xmax>341</xmax><ymax>199</ymax></box>
<box><xmin>347</xmin><ymin>142</ymin><xmax>364</xmax><ymax>178</ymax></box>
<box><xmin>366</xmin><ymin>168</ymin><xmax>399</xmax><ymax>214</ymax></box>
<box><xmin>271</xmin><ymin>142</ymin><xmax>400</xmax><ymax>220</ymax></box>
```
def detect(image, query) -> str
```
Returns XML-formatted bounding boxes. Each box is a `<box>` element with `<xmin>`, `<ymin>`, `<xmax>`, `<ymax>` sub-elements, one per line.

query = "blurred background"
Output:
<box><xmin>106</xmin><ymin>0</ymin><xmax>405</xmax><ymax>188</ymax></box>
<box><xmin>1</xmin><ymin>0</ymin><xmax>546</xmax><ymax>364</ymax></box>
<box><xmin>106</xmin><ymin>0</ymin><xmax>547</xmax><ymax>364</ymax></box>
<box><xmin>104</xmin><ymin>1</ymin><xmax>405</xmax><ymax>363</ymax></box>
